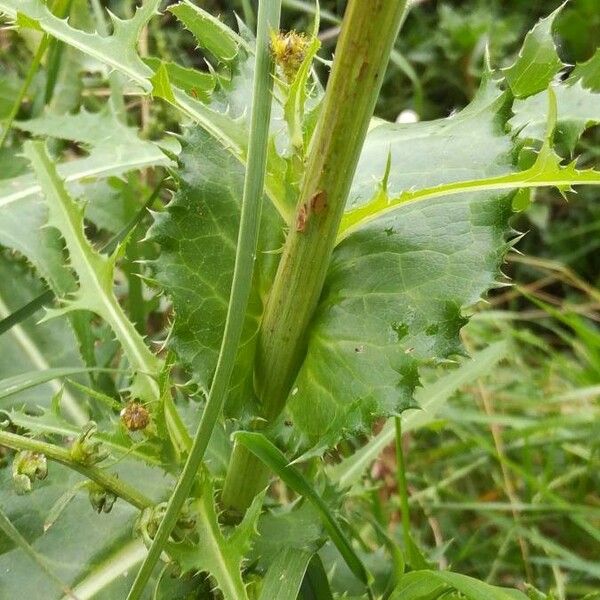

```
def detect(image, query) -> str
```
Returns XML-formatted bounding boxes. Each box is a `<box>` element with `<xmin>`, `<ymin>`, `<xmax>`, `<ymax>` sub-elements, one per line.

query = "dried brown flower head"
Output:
<box><xmin>120</xmin><ymin>402</ymin><xmax>150</xmax><ymax>432</ymax></box>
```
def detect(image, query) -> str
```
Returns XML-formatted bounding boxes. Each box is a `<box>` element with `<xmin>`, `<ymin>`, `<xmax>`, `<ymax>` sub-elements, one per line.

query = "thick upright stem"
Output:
<box><xmin>223</xmin><ymin>0</ymin><xmax>407</xmax><ymax>513</ymax></box>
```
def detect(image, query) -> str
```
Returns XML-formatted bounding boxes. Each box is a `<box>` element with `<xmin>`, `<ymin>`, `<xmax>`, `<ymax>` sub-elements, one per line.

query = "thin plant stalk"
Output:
<box><xmin>0</xmin><ymin>429</ymin><xmax>151</xmax><ymax>509</ymax></box>
<box><xmin>125</xmin><ymin>2</ymin><xmax>282</xmax><ymax>597</ymax></box>
<box><xmin>0</xmin><ymin>35</ymin><xmax>50</xmax><ymax>149</ymax></box>
<box><xmin>222</xmin><ymin>0</ymin><xmax>408</xmax><ymax>513</ymax></box>
<box><xmin>395</xmin><ymin>417</ymin><xmax>412</xmax><ymax>552</ymax></box>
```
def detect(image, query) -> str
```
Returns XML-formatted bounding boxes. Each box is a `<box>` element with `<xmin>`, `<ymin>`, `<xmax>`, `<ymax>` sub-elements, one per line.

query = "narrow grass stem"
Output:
<box><xmin>125</xmin><ymin>2</ymin><xmax>282</xmax><ymax>598</ymax></box>
<box><xmin>0</xmin><ymin>429</ymin><xmax>151</xmax><ymax>510</ymax></box>
<box><xmin>223</xmin><ymin>0</ymin><xmax>408</xmax><ymax>513</ymax></box>
<box><xmin>0</xmin><ymin>35</ymin><xmax>50</xmax><ymax>150</ymax></box>
<box><xmin>394</xmin><ymin>417</ymin><xmax>412</xmax><ymax>552</ymax></box>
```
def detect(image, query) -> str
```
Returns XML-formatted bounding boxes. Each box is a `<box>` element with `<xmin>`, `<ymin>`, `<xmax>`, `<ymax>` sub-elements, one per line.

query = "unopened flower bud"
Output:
<box><xmin>88</xmin><ymin>482</ymin><xmax>117</xmax><ymax>514</ymax></box>
<box><xmin>70</xmin><ymin>422</ymin><xmax>108</xmax><ymax>466</ymax></box>
<box><xmin>12</xmin><ymin>451</ymin><xmax>47</xmax><ymax>495</ymax></box>
<box><xmin>270</xmin><ymin>30</ymin><xmax>310</xmax><ymax>82</ymax></box>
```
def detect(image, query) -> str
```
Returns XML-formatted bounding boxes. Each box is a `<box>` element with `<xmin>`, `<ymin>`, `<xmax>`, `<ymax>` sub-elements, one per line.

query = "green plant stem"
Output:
<box><xmin>0</xmin><ymin>36</ymin><xmax>50</xmax><ymax>150</ymax></box>
<box><xmin>394</xmin><ymin>417</ymin><xmax>412</xmax><ymax>551</ymax></box>
<box><xmin>223</xmin><ymin>0</ymin><xmax>408</xmax><ymax>514</ymax></box>
<box><xmin>0</xmin><ymin>429</ymin><xmax>151</xmax><ymax>509</ymax></box>
<box><xmin>43</xmin><ymin>0</ymin><xmax>73</xmax><ymax>104</ymax></box>
<box><xmin>125</xmin><ymin>2</ymin><xmax>281</xmax><ymax>598</ymax></box>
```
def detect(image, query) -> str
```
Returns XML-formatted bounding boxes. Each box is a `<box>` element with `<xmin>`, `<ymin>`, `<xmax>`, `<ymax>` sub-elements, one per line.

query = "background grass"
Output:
<box><xmin>238</xmin><ymin>1</ymin><xmax>599</xmax><ymax>596</ymax></box>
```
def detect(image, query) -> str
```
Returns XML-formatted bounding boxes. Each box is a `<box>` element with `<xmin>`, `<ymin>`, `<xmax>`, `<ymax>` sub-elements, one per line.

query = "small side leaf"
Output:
<box><xmin>169</xmin><ymin>0</ymin><xmax>248</xmax><ymax>62</ymax></box>
<box><xmin>150</xmin><ymin>61</ymin><xmax>176</xmax><ymax>103</ymax></box>
<box><xmin>167</xmin><ymin>476</ymin><xmax>262</xmax><ymax>600</ymax></box>
<box><xmin>502</xmin><ymin>4</ymin><xmax>565</xmax><ymax>98</ymax></box>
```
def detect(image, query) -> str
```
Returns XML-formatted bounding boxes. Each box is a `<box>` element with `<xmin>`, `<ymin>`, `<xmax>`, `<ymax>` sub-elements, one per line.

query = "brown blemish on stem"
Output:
<box><xmin>310</xmin><ymin>190</ymin><xmax>328</xmax><ymax>215</ymax></box>
<box><xmin>295</xmin><ymin>203</ymin><xmax>308</xmax><ymax>232</ymax></box>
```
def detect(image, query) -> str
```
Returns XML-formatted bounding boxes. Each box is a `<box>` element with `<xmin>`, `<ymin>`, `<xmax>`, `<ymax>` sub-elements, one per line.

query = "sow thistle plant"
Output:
<box><xmin>0</xmin><ymin>0</ymin><xmax>598</xmax><ymax>598</ymax></box>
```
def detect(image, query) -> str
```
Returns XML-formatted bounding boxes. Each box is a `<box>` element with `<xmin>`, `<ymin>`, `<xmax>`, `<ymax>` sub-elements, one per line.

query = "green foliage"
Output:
<box><xmin>289</xmin><ymin>75</ymin><xmax>513</xmax><ymax>448</ymax></box>
<box><xmin>169</xmin><ymin>0</ymin><xmax>247</xmax><ymax>62</ymax></box>
<box><xmin>2</xmin><ymin>0</ymin><xmax>160</xmax><ymax>91</ymax></box>
<box><xmin>149</xmin><ymin>128</ymin><xmax>282</xmax><ymax>415</ymax></box>
<box><xmin>0</xmin><ymin>108</ymin><xmax>171</xmax><ymax>295</ymax></box>
<box><xmin>24</xmin><ymin>141</ymin><xmax>162</xmax><ymax>403</ymax></box>
<box><xmin>166</xmin><ymin>477</ymin><xmax>264</xmax><ymax>600</ymax></box>
<box><xmin>0</xmin><ymin>257</ymin><xmax>86</xmax><ymax>422</ymax></box>
<box><xmin>510</xmin><ymin>60</ymin><xmax>600</xmax><ymax>151</ymax></box>
<box><xmin>0</xmin><ymin>0</ymin><xmax>598</xmax><ymax>598</ymax></box>
<box><xmin>391</xmin><ymin>570</ymin><xmax>529</xmax><ymax>599</ymax></box>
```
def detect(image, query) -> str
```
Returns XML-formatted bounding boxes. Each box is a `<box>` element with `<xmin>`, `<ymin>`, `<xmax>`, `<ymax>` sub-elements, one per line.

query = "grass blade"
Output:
<box><xmin>391</xmin><ymin>570</ymin><xmax>529</xmax><ymax>600</ymax></box>
<box><xmin>259</xmin><ymin>548</ymin><xmax>313</xmax><ymax>600</ymax></box>
<box><xmin>125</xmin><ymin>2</ymin><xmax>282</xmax><ymax>597</ymax></box>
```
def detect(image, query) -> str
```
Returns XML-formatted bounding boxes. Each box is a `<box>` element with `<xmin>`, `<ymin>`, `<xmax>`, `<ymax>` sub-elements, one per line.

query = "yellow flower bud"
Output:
<box><xmin>270</xmin><ymin>30</ymin><xmax>309</xmax><ymax>82</ymax></box>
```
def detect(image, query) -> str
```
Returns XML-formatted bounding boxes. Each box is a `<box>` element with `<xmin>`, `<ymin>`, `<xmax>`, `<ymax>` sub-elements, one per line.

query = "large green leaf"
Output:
<box><xmin>286</xmin><ymin>78</ymin><xmax>514</xmax><ymax>449</ymax></box>
<box><xmin>0</xmin><ymin>457</ymin><xmax>171</xmax><ymax>600</ymax></box>
<box><xmin>0</xmin><ymin>464</ymin><xmax>137</xmax><ymax>600</ymax></box>
<box><xmin>149</xmin><ymin>128</ymin><xmax>283</xmax><ymax>415</ymax></box>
